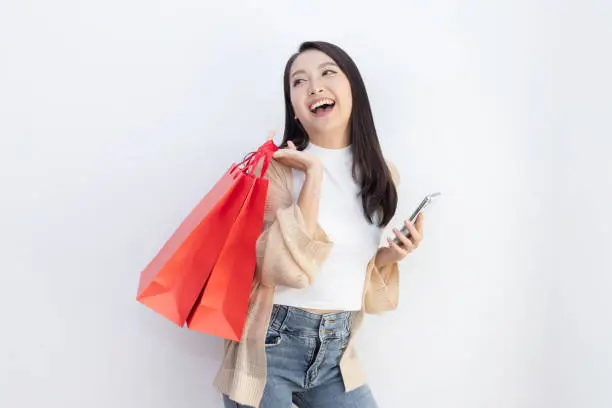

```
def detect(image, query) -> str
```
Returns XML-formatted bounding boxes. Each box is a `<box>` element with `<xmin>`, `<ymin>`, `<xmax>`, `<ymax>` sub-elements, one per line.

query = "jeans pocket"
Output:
<box><xmin>264</xmin><ymin>330</ymin><xmax>283</xmax><ymax>348</ymax></box>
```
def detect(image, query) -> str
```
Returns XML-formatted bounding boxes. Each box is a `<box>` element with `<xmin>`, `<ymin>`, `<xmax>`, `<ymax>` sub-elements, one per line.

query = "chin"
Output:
<box><xmin>307</xmin><ymin>120</ymin><xmax>345</xmax><ymax>134</ymax></box>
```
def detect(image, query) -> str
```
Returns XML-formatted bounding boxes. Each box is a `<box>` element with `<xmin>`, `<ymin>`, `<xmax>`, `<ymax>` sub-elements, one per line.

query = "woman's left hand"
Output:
<box><xmin>375</xmin><ymin>213</ymin><xmax>424</xmax><ymax>269</ymax></box>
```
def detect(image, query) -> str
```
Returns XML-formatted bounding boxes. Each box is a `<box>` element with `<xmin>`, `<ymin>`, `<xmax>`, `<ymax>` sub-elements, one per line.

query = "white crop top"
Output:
<box><xmin>272</xmin><ymin>142</ymin><xmax>383</xmax><ymax>311</ymax></box>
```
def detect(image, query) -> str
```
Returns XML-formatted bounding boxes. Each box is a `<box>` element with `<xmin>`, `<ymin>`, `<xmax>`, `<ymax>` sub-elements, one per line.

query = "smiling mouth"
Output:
<box><xmin>309</xmin><ymin>98</ymin><xmax>336</xmax><ymax>116</ymax></box>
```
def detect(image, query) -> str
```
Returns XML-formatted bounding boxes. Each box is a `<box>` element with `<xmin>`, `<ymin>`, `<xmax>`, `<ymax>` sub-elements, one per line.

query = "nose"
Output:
<box><xmin>308</xmin><ymin>87</ymin><xmax>324</xmax><ymax>96</ymax></box>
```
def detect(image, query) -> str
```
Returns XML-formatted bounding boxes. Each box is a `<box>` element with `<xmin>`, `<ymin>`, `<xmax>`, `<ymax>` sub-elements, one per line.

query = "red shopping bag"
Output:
<box><xmin>136</xmin><ymin>140</ymin><xmax>277</xmax><ymax>326</ymax></box>
<box><xmin>186</xmin><ymin>144</ymin><xmax>274</xmax><ymax>341</ymax></box>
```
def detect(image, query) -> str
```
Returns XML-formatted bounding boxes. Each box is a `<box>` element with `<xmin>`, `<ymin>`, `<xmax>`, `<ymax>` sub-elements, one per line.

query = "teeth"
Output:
<box><xmin>309</xmin><ymin>98</ymin><xmax>335</xmax><ymax>111</ymax></box>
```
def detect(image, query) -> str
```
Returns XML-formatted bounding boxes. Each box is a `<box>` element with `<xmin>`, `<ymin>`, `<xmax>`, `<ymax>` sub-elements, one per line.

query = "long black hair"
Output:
<box><xmin>281</xmin><ymin>41</ymin><xmax>398</xmax><ymax>227</ymax></box>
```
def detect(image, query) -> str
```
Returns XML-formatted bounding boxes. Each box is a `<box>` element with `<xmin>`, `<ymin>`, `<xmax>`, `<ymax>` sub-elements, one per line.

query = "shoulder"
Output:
<box><xmin>255</xmin><ymin>159</ymin><xmax>294</xmax><ymax>212</ymax></box>
<box><xmin>266</xmin><ymin>158</ymin><xmax>292</xmax><ymax>187</ymax></box>
<box><xmin>253</xmin><ymin>157</ymin><xmax>291</xmax><ymax>187</ymax></box>
<box><xmin>385</xmin><ymin>159</ymin><xmax>401</xmax><ymax>187</ymax></box>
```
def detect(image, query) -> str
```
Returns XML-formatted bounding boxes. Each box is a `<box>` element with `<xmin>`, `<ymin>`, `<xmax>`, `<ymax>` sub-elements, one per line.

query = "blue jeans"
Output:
<box><xmin>223</xmin><ymin>304</ymin><xmax>378</xmax><ymax>408</ymax></box>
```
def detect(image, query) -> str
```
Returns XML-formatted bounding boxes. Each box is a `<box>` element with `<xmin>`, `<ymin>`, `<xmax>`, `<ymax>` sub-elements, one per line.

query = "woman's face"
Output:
<box><xmin>289</xmin><ymin>49</ymin><xmax>353</xmax><ymax>139</ymax></box>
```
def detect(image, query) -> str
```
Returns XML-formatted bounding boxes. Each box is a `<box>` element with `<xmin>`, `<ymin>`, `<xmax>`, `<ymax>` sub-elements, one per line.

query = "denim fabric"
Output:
<box><xmin>223</xmin><ymin>304</ymin><xmax>378</xmax><ymax>408</ymax></box>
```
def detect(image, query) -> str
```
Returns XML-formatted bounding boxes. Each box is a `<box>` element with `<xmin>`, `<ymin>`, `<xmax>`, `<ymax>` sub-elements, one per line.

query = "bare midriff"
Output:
<box><xmin>298</xmin><ymin>308</ymin><xmax>345</xmax><ymax>315</ymax></box>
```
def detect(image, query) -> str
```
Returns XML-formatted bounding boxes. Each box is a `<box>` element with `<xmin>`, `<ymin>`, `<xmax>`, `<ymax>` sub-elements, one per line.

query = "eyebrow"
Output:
<box><xmin>291</xmin><ymin>62</ymin><xmax>339</xmax><ymax>78</ymax></box>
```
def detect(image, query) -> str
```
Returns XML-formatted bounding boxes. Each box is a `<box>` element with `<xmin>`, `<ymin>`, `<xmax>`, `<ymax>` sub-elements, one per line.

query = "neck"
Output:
<box><xmin>307</xmin><ymin>126</ymin><xmax>350</xmax><ymax>150</ymax></box>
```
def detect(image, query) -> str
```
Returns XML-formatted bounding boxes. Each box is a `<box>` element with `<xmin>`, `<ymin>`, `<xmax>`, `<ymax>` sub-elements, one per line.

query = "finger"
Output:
<box><xmin>267</xmin><ymin>130</ymin><xmax>275</xmax><ymax>141</ymax></box>
<box><xmin>287</xmin><ymin>140</ymin><xmax>297</xmax><ymax>150</ymax></box>
<box><xmin>273</xmin><ymin>147</ymin><xmax>296</xmax><ymax>156</ymax></box>
<box><xmin>387</xmin><ymin>237</ymin><xmax>408</xmax><ymax>256</ymax></box>
<box><xmin>272</xmin><ymin>150</ymin><xmax>286</xmax><ymax>159</ymax></box>
<box><xmin>404</xmin><ymin>219</ymin><xmax>422</xmax><ymax>245</ymax></box>
<box><xmin>393</xmin><ymin>228</ymin><xmax>414</xmax><ymax>251</ymax></box>
<box><xmin>415</xmin><ymin>213</ymin><xmax>424</xmax><ymax>239</ymax></box>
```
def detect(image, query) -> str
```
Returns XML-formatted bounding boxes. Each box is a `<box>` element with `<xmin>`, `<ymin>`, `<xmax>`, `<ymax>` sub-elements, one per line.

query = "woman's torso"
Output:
<box><xmin>272</xmin><ymin>144</ymin><xmax>383</xmax><ymax>314</ymax></box>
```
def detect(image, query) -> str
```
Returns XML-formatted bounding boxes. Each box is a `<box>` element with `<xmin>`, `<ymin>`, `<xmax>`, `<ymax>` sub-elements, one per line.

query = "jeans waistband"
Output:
<box><xmin>269</xmin><ymin>304</ymin><xmax>353</xmax><ymax>339</ymax></box>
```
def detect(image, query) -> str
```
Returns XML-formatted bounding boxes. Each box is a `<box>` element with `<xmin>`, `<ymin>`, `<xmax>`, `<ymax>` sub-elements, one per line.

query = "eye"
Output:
<box><xmin>292</xmin><ymin>78</ymin><xmax>306</xmax><ymax>87</ymax></box>
<box><xmin>322</xmin><ymin>69</ymin><xmax>338</xmax><ymax>76</ymax></box>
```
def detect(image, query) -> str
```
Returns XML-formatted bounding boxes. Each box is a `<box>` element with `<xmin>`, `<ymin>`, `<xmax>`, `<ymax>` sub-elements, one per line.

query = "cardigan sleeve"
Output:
<box><xmin>255</xmin><ymin>159</ymin><xmax>334</xmax><ymax>289</ymax></box>
<box><xmin>364</xmin><ymin>160</ymin><xmax>402</xmax><ymax>313</ymax></box>
<box><xmin>364</xmin><ymin>260</ymin><xmax>400</xmax><ymax>313</ymax></box>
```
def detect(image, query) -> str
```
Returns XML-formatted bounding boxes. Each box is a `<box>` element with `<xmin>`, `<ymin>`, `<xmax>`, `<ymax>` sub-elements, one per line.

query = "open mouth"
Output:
<box><xmin>309</xmin><ymin>98</ymin><xmax>336</xmax><ymax>116</ymax></box>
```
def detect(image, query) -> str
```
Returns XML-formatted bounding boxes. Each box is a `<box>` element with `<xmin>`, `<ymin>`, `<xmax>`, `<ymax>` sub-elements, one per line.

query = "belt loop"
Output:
<box><xmin>269</xmin><ymin>304</ymin><xmax>280</xmax><ymax>329</ymax></box>
<box><xmin>346</xmin><ymin>312</ymin><xmax>353</xmax><ymax>333</ymax></box>
<box><xmin>278</xmin><ymin>305</ymin><xmax>291</xmax><ymax>332</ymax></box>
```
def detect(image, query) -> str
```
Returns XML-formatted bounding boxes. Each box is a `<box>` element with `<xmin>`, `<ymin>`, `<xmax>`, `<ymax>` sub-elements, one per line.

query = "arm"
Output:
<box><xmin>255</xmin><ymin>160</ymin><xmax>333</xmax><ymax>289</ymax></box>
<box><xmin>365</xmin><ymin>160</ymin><xmax>402</xmax><ymax>313</ymax></box>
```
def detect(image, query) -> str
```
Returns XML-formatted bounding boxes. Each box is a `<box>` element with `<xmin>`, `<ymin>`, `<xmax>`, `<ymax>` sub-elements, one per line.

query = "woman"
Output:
<box><xmin>215</xmin><ymin>41</ymin><xmax>424</xmax><ymax>408</ymax></box>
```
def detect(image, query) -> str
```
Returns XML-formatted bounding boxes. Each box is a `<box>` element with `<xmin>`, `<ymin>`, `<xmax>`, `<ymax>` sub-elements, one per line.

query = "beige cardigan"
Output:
<box><xmin>213</xmin><ymin>158</ymin><xmax>401</xmax><ymax>407</ymax></box>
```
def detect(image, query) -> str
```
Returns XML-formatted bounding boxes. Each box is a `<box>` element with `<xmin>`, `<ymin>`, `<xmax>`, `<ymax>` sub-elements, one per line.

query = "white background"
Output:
<box><xmin>1</xmin><ymin>1</ymin><xmax>611</xmax><ymax>407</ymax></box>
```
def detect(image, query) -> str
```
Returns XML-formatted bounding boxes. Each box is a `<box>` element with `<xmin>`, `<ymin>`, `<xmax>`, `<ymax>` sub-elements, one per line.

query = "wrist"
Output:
<box><xmin>305</xmin><ymin>164</ymin><xmax>323</xmax><ymax>179</ymax></box>
<box><xmin>375</xmin><ymin>249</ymin><xmax>391</xmax><ymax>270</ymax></box>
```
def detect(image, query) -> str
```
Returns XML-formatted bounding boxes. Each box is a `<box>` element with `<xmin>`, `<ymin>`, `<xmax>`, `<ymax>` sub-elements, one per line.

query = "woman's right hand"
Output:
<box><xmin>270</xmin><ymin>132</ymin><xmax>322</xmax><ymax>175</ymax></box>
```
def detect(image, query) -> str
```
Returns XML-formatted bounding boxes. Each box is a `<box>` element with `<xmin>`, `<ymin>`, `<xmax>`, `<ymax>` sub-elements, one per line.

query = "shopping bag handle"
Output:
<box><xmin>234</xmin><ymin>140</ymin><xmax>278</xmax><ymax>178</ymax></box>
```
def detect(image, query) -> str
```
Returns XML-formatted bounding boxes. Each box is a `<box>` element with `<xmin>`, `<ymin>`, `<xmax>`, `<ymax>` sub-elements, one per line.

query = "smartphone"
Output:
<box><xmin>391</xmin><ymin>192</ymin><xmax>441</xmax><ymax>244</ymax></box>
